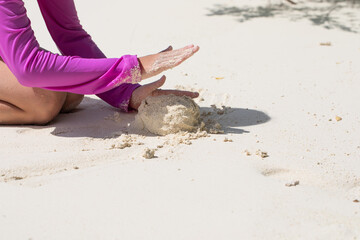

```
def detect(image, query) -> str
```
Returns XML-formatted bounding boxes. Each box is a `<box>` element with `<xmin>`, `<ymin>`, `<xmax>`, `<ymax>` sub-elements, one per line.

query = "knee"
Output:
<box><xmin>31</xmin><ymin>92</ymin><xmax>67</xmax><ymax>125</ymax></box>
<box><xmin>61</xmin><ymin>94</ymin><xmax>84</xmax><ymax>113</ymax></box>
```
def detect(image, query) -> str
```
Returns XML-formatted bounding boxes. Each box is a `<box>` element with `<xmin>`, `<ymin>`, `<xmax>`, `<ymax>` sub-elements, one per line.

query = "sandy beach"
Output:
<box><xmin>1</xmin><ymin>0</ymin><xmax>360</xmax><ymax>239</ymax></box>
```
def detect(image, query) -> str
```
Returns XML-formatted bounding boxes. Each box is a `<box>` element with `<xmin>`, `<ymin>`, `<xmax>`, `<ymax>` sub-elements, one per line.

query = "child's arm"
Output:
<box><xmin>37</xmin><ymin>0</ymin><xmax>140</xmax><ymax>112</ymax></box>
<box><xmin>0</xmin><ymin>0</ymin><xmax>141</xmax><ymax>99</ymax></box>
<box><xmin>37</xmin><ymin>0</ymin><xmax>106</xmax><ymax>59</ymax></box>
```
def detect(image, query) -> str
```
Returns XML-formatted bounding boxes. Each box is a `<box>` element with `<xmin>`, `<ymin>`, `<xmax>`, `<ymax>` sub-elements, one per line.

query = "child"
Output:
<box><xmin>0</xmin><ymin>0</ymin><xmax>199</xmax><ymax>125</ymax></box>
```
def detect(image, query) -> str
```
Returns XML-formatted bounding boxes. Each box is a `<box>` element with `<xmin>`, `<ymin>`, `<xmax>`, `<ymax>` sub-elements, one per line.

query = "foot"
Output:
<box><xmin>138</xmin><ymin>45</ymin><xmax>200</xmax><ymax>80</ymax></box>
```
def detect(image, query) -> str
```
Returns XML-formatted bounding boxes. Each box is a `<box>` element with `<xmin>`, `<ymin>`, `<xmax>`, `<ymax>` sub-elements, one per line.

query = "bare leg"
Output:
<box><xmin>0</xmin><ymin>59</ymin><xmax>83</xmax><ymax>125</ymax></box>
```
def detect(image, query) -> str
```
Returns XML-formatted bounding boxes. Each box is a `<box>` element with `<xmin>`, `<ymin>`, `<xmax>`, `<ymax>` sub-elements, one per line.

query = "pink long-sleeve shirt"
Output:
<box><xmin>0</xmin><ymin>0</ymin><xmax>141</xmax><ymax>112</ymax></box>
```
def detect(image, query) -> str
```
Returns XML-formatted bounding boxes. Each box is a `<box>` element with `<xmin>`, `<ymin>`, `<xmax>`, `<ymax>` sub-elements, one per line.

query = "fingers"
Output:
<box><xmin>160</xmin><ymin>44</ymin><xmax>198</xmax><ymax>54</ymax></box>
<box><xmin>192</xmin><ymin>45</ymin><xmax>200</xmax><ymax>53</ymax></box>
<box><xmin>142</xmin><ymin>75</ymin><xmax>200</xmax><ymax>99</ymax></box>
<box><xmin>160</xmin><ymin>46</ymin><xmax>173</xmax><ymax>53</ymax></box>
<box><xmin>162</xmin><ymin>45</ymin><xmax>199</xmax><ymax>57</ymax></box>
<box><xmin>152</xmin><ymin>89</ymin><xmax>199</xmax><ymax>99</ymax></box>
<box><xmin>129</xmin><ymin>76</ymin><xmax>166</xmax><ymax>110</ymax></box>
<box><xmin>139</xmin><ymin>44</ymin><xmax>200</xmax><ymax>80</ymax></box>
<box><xmin>145</xmin><ymin>75</ymin><xmax>199</xmax><ymax>99</ymax></box>
<box><xmin>151</xmin><ymin>75</ymin><xmax>166</xmax><ymax>90</ymax></box>
<box><xmin>143</xmin><ymin>75</ymin><xmax>166</xmax><ymax>93</ymax></box>
<box><xmin>171</xmin><ymin>45</ymin><xmax>200</xmax><ymax>66</ymax></box>
<box><xmin>181</xmin><ymin>44</ymin><xmax>200</xmax><ymax>54</ymax></box>
<box><xmin>130</xmin><ymin>74</ymin><xmax>199</xmax><ymax>111</ymax></box>
<box><xmin>154</xmin><ymin>45</ymin><xmax>200</xmax><ymax>74</ymax></box>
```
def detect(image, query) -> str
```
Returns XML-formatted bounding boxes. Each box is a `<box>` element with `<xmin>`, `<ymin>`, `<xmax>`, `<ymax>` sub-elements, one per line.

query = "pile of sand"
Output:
<box><xmin>135</xmin><ymin>95</ymin><xmax>227</xmax><ymax>138</ymax></box>
<box><xmin>135</xmin><ymin>95</ymin><xmax>201</xmax><ymax>136</ymax></box>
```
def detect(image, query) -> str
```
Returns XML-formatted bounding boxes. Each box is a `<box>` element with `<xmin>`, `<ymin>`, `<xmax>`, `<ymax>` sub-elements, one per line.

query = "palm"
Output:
<box><xmin>129</xmin><ymin>76</ymin><xmax>198</xmax><ymax>110</ymax></box>
<box><xmin>138</xmin><ymin>45</ymin><xmax>199</xmax><ymax>80</ymax></box>
<box><xmin>130</xmin><ymin>45</ymin><xmax>200</xmax><ymax>110</ymax></box>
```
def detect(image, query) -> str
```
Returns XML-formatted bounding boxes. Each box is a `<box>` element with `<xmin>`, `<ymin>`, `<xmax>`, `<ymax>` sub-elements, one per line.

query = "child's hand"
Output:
<box><xmin>129</xmin><ymin>75</ymin><xmax>199</xmax><ymax>110</ymax></box>
<box><xmin>138</xmin><ymin>45</ymin><xmax>199</xmax><ymax>80</ymax></box>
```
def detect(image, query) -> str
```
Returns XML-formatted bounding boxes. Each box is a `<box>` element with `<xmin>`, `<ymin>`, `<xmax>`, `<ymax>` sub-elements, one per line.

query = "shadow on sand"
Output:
<box><xmin>6</xmin><ymin>97</ymin><xmax>270</xmax><ymax>139</ymax></box>
<box><xmin>207</xmin><ymin>0</ymin><xmax>360</xmax><ymax>33</ymax></box>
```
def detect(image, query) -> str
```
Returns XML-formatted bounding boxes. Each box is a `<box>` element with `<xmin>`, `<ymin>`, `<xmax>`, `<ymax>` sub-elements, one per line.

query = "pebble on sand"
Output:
<box><xmin>143</xmin><ymin>148</ymin><xmax>156</xmax><ymax>159</ymax></box>
<box><xmin>285</xmin><ymin>181</ymin><xmax>300</xmax><ymax>187</ymax></box>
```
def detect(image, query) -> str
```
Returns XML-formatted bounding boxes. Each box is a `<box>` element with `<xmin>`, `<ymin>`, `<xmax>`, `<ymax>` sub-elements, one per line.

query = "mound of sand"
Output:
<box><xmin>135</xmin><ymin>95</ymin><xmax>200</xmax><ymax>136</ymax></box>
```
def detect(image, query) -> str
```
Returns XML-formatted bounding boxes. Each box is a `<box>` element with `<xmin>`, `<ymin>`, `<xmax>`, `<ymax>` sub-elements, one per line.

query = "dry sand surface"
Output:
<box><xmin>1</xmin><ymin>0</ymin><xmax>360</xmax><ymax>239</ymax></box>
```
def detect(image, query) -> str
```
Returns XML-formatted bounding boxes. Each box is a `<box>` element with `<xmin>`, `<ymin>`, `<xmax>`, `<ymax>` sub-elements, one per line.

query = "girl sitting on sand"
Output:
<box><xmin>0</xmin><ymin>0</ymin><xmax>199</xmax><ymax>125</ymax></box>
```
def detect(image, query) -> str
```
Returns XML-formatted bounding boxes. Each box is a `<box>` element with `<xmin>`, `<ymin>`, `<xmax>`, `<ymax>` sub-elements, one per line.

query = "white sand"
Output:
<box><xmin>136</xmin><ymin>95</ymin><xmax>200</xmax><ymax>135</ymax></box>
<box><xmin>1</xmin><ymin>0</ymin><xmax>360</xmax><ymax>239</ymax></box>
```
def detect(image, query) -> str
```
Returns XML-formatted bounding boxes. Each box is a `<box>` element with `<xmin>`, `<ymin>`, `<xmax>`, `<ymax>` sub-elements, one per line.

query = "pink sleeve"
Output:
<box><xmin>0</xmin><ymin>0</ymin><xmax>141</xmax><ymax>108</ymax></box>
<box><xmin>37</xmin><ymin>0</ymin><xmax>141</xmax><ymax>112</ymax></box>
